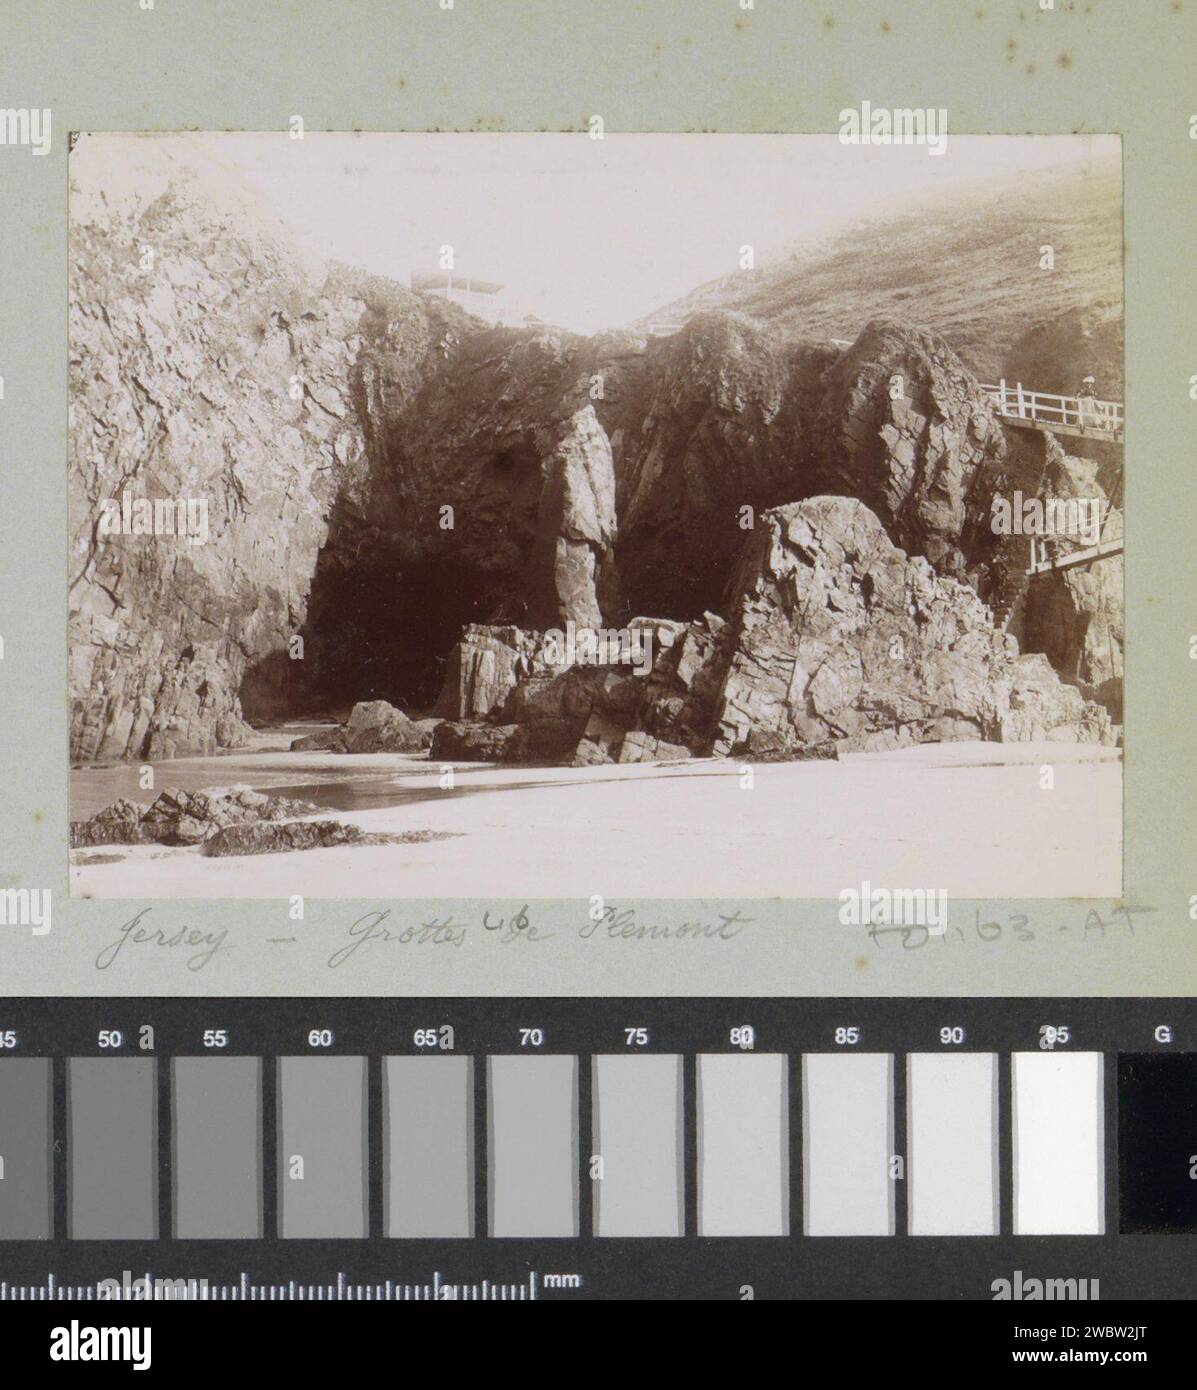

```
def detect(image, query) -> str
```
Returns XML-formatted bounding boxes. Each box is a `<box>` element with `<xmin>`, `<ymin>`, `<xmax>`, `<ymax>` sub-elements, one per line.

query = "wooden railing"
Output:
<box><xmin>980</xmin><ymin>379</ymin><xmax>1124</xmax><ymax>440</ymax></box>
<box><xmin>1026</xmin><ymin>508</ymin><xmax>1124</xmax><ymax>576</ymax></box>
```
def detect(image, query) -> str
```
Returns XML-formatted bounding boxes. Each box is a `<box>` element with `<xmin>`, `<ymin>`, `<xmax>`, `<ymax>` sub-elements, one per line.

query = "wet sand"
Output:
<box><xmin>69</xmin><ymin>738</ymin><xmax>1122</xmax><ymax>900</ymax></box>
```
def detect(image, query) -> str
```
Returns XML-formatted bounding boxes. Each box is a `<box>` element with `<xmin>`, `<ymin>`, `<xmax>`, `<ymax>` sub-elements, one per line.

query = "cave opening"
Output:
<box><xmin>615</xmin><ymin>523</ymin><xmax>747</xmax><ymax>624</ymax></box>
<box><xmin>621</xmin><ymin>567</ymin><xmax>722</xmax><ymax>625</ymax></box>
<box><xmin>237</xmin><ymin>434</ymin><xmax>550</xmax><ymax>726</ymax></box>
<box><xmin>295</xmin><ymin>553</ymin><xmax>510</xmax><ymax>716</ymax></box>
<box><xmin>239</xmin><ymin>551</ymin><xmax>515</xmax><ymax>726</ymax></box>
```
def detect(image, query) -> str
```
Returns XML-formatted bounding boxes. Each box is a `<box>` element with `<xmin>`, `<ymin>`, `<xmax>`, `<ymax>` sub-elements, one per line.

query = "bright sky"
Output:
<box><xmin>81</xmin><ymin>132</ymin><xmax>1120</xmax><ymax>334</ymax></box>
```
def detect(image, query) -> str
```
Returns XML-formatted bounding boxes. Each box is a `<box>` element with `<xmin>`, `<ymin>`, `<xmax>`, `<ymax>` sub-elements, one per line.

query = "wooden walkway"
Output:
<box><xmin>1027</xmin><ymin>534</ymin><xmax>1123</xmax><ymax>576</ymax></box>
<box><xmin>980</xmin><ymin>378</ymin><xmax>1124</xmax><ymax>443</ymax></box>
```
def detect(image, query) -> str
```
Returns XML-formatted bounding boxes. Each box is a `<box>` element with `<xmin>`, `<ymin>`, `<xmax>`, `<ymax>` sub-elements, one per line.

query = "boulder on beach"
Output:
<box><xmin>289</xmin><ymin>701</ymin><xmax>439</xmax><ymax>753</ymax></box>
<box><xmin>430</xmin><ymin>721</ymin><xmax>524</xmax><ymax>762</ymax></box>
<box><xmin>70</xmin><ymin>785</ymin><xmax>321</xmax><ymax>848</ymax></box>
<box><xmin>340</xmin><ymin>700</ymin><xmax>426</xmax><ymax>752</ymax></box>
<box><xmin>201</xmin><ymin>819</ymin><xmax>371</xmax><ymax>857</ymax></box>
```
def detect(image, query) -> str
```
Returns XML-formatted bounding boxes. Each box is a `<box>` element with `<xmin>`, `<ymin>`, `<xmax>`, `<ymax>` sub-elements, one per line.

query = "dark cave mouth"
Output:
<box><xmin>240</xmin><ymin>554</ymin><xmax>515</xmax><ymax>725</ymax></box>
<box><xmin>309</xmin><ymin>556</ymin><xmax>511</xmax><ymax>713</ymax></box>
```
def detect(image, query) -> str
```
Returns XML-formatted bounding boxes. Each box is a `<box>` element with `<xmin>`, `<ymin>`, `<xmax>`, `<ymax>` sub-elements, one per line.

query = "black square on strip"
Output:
<box><xmin>1118</xmin><ymin>1054</ymin><xmax>1197</xmax><ymax>1234</ymax></box>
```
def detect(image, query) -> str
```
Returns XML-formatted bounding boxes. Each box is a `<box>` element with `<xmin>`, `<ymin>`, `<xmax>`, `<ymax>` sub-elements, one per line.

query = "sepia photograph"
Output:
<box><xmin>67</xmin><ymin>130</ymin><xmax>1124</xmax><ymax>899</ymax></box>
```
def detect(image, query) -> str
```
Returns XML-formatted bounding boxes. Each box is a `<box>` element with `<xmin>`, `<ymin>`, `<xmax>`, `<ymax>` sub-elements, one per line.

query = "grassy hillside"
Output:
<box><xmin>644</xmin><ymin>158</ymin><xmax>1123</xmax><ymax>396</ymax></box>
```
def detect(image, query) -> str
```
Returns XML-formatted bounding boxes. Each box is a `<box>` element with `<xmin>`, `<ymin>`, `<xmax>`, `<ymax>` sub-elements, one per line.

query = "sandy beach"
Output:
<box><xmin>70</xmin><ymin>737</ymin><xmax>1122</xmax><ymax>900</ymax></box>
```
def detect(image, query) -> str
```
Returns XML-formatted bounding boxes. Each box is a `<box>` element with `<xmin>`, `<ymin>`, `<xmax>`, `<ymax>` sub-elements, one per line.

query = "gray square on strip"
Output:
<box><xmin>593</xmin><ymin>1054</ymin><xmax>683</xmax><ymax>1237</ymax></box>
<box><xmin>0</xmin><ymin>1058</ymin><xmax>53</xmax><ymax>1239</ymax></box>
<box><xmin>488</xmin><ymin>1055</ymin><xmax>578</xmax><ymax>1237</ymax></box>
<box><xmin>803</xmin><ymin>1053</ymin><xmax>894</xmax><ymax>1237</ymax></box>
<box><xmin>385</xmin><ymin>1055</ymin><xmax>474</xmax><ymax>1238</ymax></box>
<box><xmin>173</xmin><ymin>1056</ymin><xmax>262</xmax><ymax>1239</ymax></box>
<box><xmin>69</xmin><ymin>1057</ymin><xmax>158</xmax><ymax>1240</ymax></box>
<box><xmin>907</xmin><ymin>1053</ymin><xmax>998</xmax><ymax>1236</ymax></box>
<box><xmin>697</xmin><ymin>1053</ymin><xmax>789</xmax><ymax>1236</ymax></box>
<box><xmin>277</xmin><ymin>1056</ymin><xmax>368</xmax><ymax>1239</ymax></box>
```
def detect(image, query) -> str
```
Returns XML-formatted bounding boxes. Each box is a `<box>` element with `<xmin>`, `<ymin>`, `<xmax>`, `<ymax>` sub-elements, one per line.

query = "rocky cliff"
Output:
<box><xmin>427</xmin><ymin>498</ymin><xmax>1113</xmax><ymax>767</ymax></box>
<box><xmin>69</xmin><ymin>150</ymin><xmax>1121</xmax><ymax>764</ymax></box>
<box><xmin>1017</xmin><ymin>436</ymin><xmax>1123</xmax><ymax>715</ymax></box>
<box><xmin>68</xmin><ymin>163</ymin><xmax>454</xmax><ymax>759</ymax></box>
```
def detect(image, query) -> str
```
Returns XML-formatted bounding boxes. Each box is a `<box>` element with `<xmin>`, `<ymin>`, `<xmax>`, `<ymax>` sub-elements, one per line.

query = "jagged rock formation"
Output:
<box><xmin>526</xmin><ymin>405</ymin><xmax>617</xmax><ymax>628</ymax></box>
<box><xmin>429</xmin><ymin>616</ymin><xmax>693</xmax><ymax>766</ymax></box>
<box><xmin>434</xmin><ymin>624</ymin><xmax>544</xmax><ymax>720</ymax></box>
<box><xmin>69</xmin><ymin>785</ymin><xmax>321</xmax><ymax>847</ymax></box>
<box><xmin>302</xmin><ymin>323</ymin><xmax>631</xmax><ymax>711</ymax></box>
<box><xmin>1017</xmin><ymin>437</ymin><xmax>1123</xmax><ymax>715</ymax></box>
<box><xmin>68</xmin><ymin>143</ymin><xmax>1121</xmax><ymax>766</ymax></box>
<box><xmin>705</xmin><ymin>498</ymin><xmax>1112</xmax><ymax>755</ymax></box>
<box><xmin>423</xmin><ymin>498</ymin><xmax>1113</xmax><ymax>765</ymax></box>
<box><xmin>810</xmin><ymin>322</ymin><xmax>1007</xmax><ymax>575</ymax></box>
<box><xmin>200</xmin><ymin>823</ymin><xmax>456</xmax><ymax>857</ymax></box>
<box><xmin>71</xmin><ymin>779</ymin><xmax>458</xmax><ymax>855</ymax></box>
<box><xmin>611</xmin><ymin>313</ymin><xmax>834</xmax><ymax>617</ymax></box>
<box><xmin>67</xmin><ymin>155</ymin><xmax>618</xmax><ymax>756</ymax></box>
